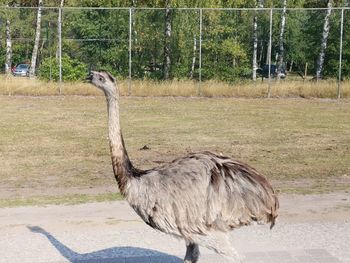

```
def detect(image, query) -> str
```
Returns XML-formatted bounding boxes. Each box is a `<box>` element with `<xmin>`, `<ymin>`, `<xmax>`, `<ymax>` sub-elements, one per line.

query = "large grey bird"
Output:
<box><xmin>87</xmin><ymin>71</ymin><xmax>279</xmax><ymax>263</ymax></box>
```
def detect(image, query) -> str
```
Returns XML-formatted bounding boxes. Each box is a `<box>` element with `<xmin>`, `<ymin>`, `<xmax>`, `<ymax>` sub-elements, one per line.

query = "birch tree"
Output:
<box><xmin>59</xmin><ymin>1</ymin><xmax>64</xmax><ymax>26</ymax></box>
<box><xmin>316</xmin><ymin>0</ymin><xmax>333</xmax><ymax>80</ymax></box>
<box><xmin>252</xmin><ymin>0</ymin><xmax>263</xmax><ymax>81</ymax></box>
<box><xmin>132</xmin><ymin>0</ymin><xmax>138</xmax><ymax>45</ymax></box>
<box><xmin>277</xmin><ymin>0</ymin><xmax>287</xmax><ymax>79</ymax></box>
<box><xmin>56</xmin><ymin>0</ymin><xmax>64</xmax><ymax>60</ymax></box>
<box><xmin>189</xmin><ymin>36</ymin><xmax>197</xmax><ymax>79</ymax></box>
<box><xmin>5</xmin><ymin>11</ymin><xmax>12</xmax><ymax>75</ymax></box>
<box><xmin>57</xmin><ymin>0</ymin><xmax>64</xmax><ymax>82</ymax></box>
<box><xmin>29</xmin><ymin>0</ymin><xmax>43</xmax><ymax>78</ymax></box>
<box><xmin>163</xmin><ymin>0</ymin><xmax>172</xmax><ymax>80</ymax></box>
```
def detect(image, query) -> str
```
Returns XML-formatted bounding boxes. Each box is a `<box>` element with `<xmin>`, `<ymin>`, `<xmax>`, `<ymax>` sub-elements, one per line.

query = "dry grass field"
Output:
<box><xmin>0</xmin><ymin>75</ymin><xmax>350</xmax><ymax>98</ymax></box>
<box><xmin>1</xmin><ymin>94</ymin><xmax>349</xmax><ymax>207</ymax></box>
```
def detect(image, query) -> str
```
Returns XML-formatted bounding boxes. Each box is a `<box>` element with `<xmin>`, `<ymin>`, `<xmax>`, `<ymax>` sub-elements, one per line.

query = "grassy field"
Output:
<box><xmin>0</xmin><ymin>95</ymin><xmax>350</xmax><ymax>207</ymax></box>
<box><xmin>0</xmin><ymin>75</ymin><xmax>350</xmax><ymax>98</ymax></box>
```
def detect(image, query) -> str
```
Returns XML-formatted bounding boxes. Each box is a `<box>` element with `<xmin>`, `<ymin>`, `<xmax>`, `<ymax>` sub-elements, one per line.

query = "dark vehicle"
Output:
<box><xmin>257</xmin><ymin>64</ymin><xmax>286</xmax><ymax>79</ymax></box>
<box><xmin>12</xmin><ymin>64</ymin><xmax>30</xmax><ymax>77</ymax></box>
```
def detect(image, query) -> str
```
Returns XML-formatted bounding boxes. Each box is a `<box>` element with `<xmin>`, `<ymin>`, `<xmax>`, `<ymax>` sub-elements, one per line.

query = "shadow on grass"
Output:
<box><xmin>27</xmin><ymin>226</ymin><xmax>182</xmax><ymax>263</ymax></box>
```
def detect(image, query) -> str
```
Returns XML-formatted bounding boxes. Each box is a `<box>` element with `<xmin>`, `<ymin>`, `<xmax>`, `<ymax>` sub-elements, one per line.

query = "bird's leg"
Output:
<box><xmin>184</xmin><ymin>240</ymin><xmax>200</xmax><ymax>263</ymax></box>
<box><xmin>192</xmin><ymin>232</ymin><xmax>243</xmax><ymax>263</ymax></box>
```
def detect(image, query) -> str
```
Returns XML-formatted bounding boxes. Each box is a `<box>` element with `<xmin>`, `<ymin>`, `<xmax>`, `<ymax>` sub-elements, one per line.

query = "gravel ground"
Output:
<box><xmin>0</xmin><ymin>193</ymin><xmax>349</xmax><ymax>263</ymax></box>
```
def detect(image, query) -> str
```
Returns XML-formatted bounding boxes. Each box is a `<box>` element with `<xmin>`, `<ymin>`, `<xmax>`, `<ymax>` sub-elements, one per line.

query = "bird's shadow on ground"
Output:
<box><xmin>27</xmin><ymin>226</ymin><xmax>182</xmax><ymax>263</ymax></box>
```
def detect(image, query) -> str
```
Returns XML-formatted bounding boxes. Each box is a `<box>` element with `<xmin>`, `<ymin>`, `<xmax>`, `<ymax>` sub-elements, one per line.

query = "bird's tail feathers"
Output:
<box><xmin>269</xmin><ymin>193</ymin><xmax>279</xmax><ymax>229</ymax></box>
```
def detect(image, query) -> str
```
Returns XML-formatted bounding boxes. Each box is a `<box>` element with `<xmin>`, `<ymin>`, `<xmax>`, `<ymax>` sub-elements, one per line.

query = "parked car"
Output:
<box><xmin>12</xmin><ymin>64</ymin><xmax>30</xmax><ymax>77</ymax></box>
<box><xmin>257</xmin><ymin>64</ymin><xmax>286</xmax><ymax>79</ymax></box>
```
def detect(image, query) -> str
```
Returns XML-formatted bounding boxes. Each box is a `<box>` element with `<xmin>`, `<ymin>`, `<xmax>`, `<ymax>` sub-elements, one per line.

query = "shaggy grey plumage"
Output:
<box><xmin>87</xmin><ymin>71</ymin><xmax>279</xmax><ymax>263</ymax></box>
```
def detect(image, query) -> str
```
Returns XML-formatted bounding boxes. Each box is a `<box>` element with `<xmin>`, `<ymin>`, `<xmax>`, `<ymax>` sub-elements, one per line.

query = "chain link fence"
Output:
<box><xmin>0</xmin><ymin>7</ymin><xmax>349</xmax><ymax>97</ymax></box>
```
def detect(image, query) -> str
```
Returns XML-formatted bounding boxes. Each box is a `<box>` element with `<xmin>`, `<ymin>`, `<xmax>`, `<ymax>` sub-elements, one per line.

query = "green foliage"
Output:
<box><xmin>63</xmin><ymin>8</ymin><xmax>129</xmax><ymax>78</ymax></box>
<box><xmin>1</xmin><ymin>1</ymin><xmax>349</xmax><ymax>81</ymax></box>
<box><xmin>38</xmin><ymin>54</ymin><xmax>87</xmax><ymax>81</ymax></box>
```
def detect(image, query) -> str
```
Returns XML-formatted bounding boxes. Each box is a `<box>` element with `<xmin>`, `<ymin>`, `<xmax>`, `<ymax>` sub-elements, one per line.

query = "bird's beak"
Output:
<box><xmin>85</xmin><ymin>72</ymin><xmax>93</xmax><ymax>82</ymax></box>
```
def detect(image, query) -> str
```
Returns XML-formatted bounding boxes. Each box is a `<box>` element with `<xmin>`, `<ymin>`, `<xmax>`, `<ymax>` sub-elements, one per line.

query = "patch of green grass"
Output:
<box><xmin>0</xmin><ymin>192</ymin><xmax>123</xmax><ymax>208</ymax></box>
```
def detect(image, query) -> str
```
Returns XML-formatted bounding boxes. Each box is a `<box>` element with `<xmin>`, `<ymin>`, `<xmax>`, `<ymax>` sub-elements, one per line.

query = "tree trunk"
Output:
<box><xmin>316</xmin><ymin>0</ymin><xmax>333</xmax><ymax>81</ymax></box>
<box><xmin>56</xmin><ymin>0</ymin><xmax>64</xmax><ymax>61</ymax></box>
<box><xmin>252</xmin><ymin>0</ymin><xmax>263</xmax><ymax>81</ymax></box>
<box><xmin>58</xmin><ymin>0</ymin><xmax>64</xmax><ymax>85</ymax></box>
<box><xmin>277</xmin><ymin>0</ymin><xmax>287</xmax><ymax>80</ymax></box>
<box><xmin>189</xmin><ymin>36</ymin><xmax>197</xmax><ymax>79</ymax></box>
<box><xmin>132</xmin><ymin>0</ymin><xmax>137</xmax><ymax>45</ymax></box>
<box><xmin>252</xmin><ymin>15</ymin><xmax>258</xmax><ymax>81</ymax></box>
<box><xmin>29</xmin><ymin>0</ymin><xmax>43</xmax><ymax>78</ymax></box>
<box><xmin>39</xmin><ymin>36</ymin><xmax>46</xmax><ymax>66</ymax></box>
<box><xmin>259</xmin><ymin>39</ymin><xmax>264</xmax><ymax>66</ymax></box>
<box><xmin>5</xmin><ymin>18</ymin><xmax>12</xmax><ymax>75</ymax></box>
<box><xmin>304</xmin><ymin>62</ymin><xmax>308</xmax><ymax>80</ymax></box>
<box><xmin>163</xmin><ymin>0</ymin><xmax>172</xmax><ymax>80</ymax></box>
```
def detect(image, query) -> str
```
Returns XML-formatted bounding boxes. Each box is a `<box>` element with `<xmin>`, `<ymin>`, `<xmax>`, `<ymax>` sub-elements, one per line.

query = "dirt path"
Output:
<box><xmin>0</xmin><ymin>193</ymin><xmax>349</xmax><ymax>263</ymax></box>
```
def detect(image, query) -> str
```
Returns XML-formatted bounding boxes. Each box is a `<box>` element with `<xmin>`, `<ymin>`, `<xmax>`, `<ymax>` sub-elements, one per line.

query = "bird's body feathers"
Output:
<box><xmin>126</xmin><ymin>151</ymin><xmax>278</xmax><ymax>241</ymax></box>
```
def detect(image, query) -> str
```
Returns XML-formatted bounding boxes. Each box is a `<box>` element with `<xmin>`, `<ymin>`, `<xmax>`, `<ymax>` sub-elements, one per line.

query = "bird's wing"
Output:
<box><xmin>203</xmin><ymin>151</ymin><xmax>279</xmax><ymax>230</ymax></box>
<box><xmin>128</xmin><ymin>152</ymin><xmax>278</xmax><ymax>238</ymax></box>
<box><xmin>128</xmin><ymin>154</ymin><xmax>213</xmax><ymax>237</ymax></box>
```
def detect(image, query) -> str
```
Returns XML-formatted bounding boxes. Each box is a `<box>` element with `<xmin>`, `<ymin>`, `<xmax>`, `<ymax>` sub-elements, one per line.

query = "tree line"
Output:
<box><xmin>0</xmin><ymin>0</ymin><xmax>349</xmax><ymax>82</ymax></box>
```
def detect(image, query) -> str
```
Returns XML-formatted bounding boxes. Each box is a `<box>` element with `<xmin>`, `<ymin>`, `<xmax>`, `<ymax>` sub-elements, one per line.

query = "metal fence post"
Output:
<box><xmin>267</xmin><ymin>8</ymin><xmax>273</xmax><ymax>98</ymax></box>
<box><xmin>47</xmin><ymin>22</ymin><xmax>52</xmax><ymax>81</ymax></box>
<box><xmin>58</xmin><ymin>6</ymin><xmax>62</xmax><ymax>94</ymax></box>
<box><xmin>338</xmin><ymin>8</ymin><xmax>344</xmax><ymax>99</ymax></box>
<box><xmin>128</xmin><ymin>8</ymin><xmax>132</xmax><ymax>96</ymax></box>
<box><xmin>198</xmin><ymin>8</ymin><xmax>202</xmax><ymax>96</ymax></box>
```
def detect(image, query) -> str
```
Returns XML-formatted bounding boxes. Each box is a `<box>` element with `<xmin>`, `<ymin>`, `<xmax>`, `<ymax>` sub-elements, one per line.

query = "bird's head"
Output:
<box><xmin>87</xmin><ymin>71</ymin><xmax>117</xmax><ymax>97</ymax></box>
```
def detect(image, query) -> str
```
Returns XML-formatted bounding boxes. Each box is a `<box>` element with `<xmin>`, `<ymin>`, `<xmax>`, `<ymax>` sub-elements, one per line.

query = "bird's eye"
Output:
<box><xmin>99</xmin><ymin>77</ymin><xmax>104</xmax><ymax>82</ymax></box>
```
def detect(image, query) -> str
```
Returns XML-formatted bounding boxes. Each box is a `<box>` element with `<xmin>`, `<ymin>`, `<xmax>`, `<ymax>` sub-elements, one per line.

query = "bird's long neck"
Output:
<box><xmin>106</xmin><ymin>95</ymin><xmax>137</xmax><ymax>196</ymax></box>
